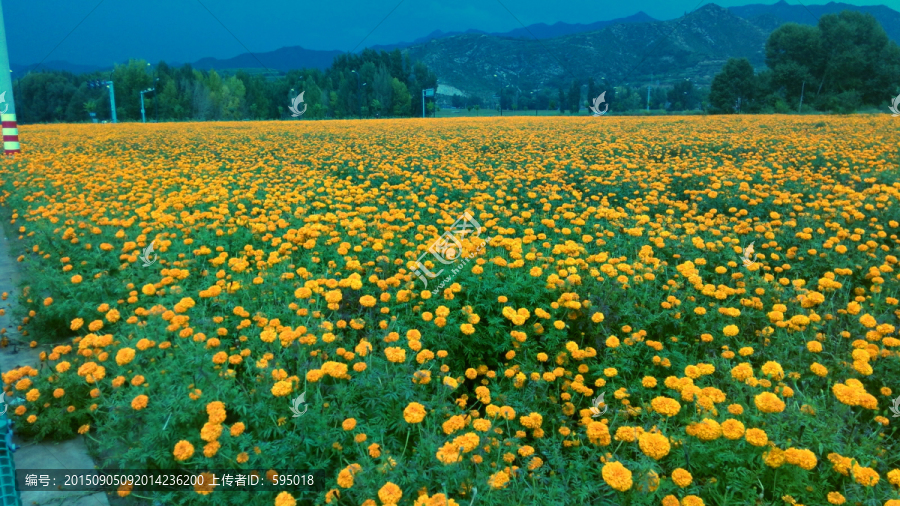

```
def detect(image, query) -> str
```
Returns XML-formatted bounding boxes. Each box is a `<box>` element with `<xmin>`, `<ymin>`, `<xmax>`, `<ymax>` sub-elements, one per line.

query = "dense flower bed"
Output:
<box><xmin>0</xmin><ymin>116</ymin><xmax>899</xmax><ymax>506</ymax></box>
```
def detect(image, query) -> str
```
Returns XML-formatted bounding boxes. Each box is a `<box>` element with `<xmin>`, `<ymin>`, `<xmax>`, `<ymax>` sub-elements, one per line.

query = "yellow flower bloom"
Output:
<box><xmin>601</xmin><ymin>461</ymin><xmax>632</xmax><ymax>492</ymax></box>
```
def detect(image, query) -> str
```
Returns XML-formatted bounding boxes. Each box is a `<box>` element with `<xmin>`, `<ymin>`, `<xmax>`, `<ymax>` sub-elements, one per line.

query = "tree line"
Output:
<box><xmin>708</xmin><ymin>10</ymin><xmax>900</xmax><ymax>114</ymax></box>
<box><xmin>12</xmin><ymin>48</ymin><xmax>438</xmax><ymax>123</ymax></box>
<box><xmin>446</xmin><ymin>77</ymin><xmax>706</xmax><ymax>114</ymax></box>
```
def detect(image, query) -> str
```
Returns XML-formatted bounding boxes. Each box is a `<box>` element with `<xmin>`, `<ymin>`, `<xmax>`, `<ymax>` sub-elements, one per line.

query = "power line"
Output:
<box><xmin>25</xmin><ymin>0</ymin><xmax>108</xmax><ymax>74</ymax></box>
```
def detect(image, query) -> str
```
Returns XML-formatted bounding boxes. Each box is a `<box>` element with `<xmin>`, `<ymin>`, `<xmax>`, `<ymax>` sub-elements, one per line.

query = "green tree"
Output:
<box><xmin>11</xmin><ymin>46</ymin><xmax>441</xmax><ymax>123</ymax></box>
<box><xmin>236</xmin><ymin>71</ymin><xmax>274</xmax><ymax>120</ymax></box>
<box><xmin>110</xmin><ymin>59</ymin><xmax>154</xmax><ymax>121</ymax></box>
<box><xmin>219</xmin><ymin>76</ymin><xmax>246</xmax><ymax>119</ymax></box>
<box><xmin>156</xmin><ymin>80</ymin><xmax>181</xmax><ymax>120</ymax></box>
<box><xmin>372</xmin><ymin>64</ymin><xmax>394</xmax><ymax>117</ymax></box>
<box><xmin>568</xmin><ymin>80</ymin><xmax>581</xmax><ymax>113</ymax></box>
<box><xmin>302</xmin><ymin>82</ymin><xmax>326</xmax><ymax>120</ymax></box>
<box><xmin>408</xmin><ymin>61</ymin><xmax>437</xmax><ymax>116</ymax></box>
<box><xmin>326</xmin><ymin>90</ymin><xmax>339</xmax><ymax>118</ymax></box>
<box><xmin>765</xmin><ymin>24</ymin><xmax>824</xmax><ymax>106</ymax></box>
<box><xmin>586</xmin><ymin>77</ymin><xmax>597</xmax><ymax>109</ymax></box>
<box><xmin>14</xmin><ymin>72</ymin><xmax>79</xmax><ymax>123</ymax></box>
<box><xmin>64</xmin><ymin>85</ymin><xmax>92</xmax><ymax>122</ymax></box>
<box><xmin>667</xmin><ymin>79</ymin><xmax>696</xmax><ymax>111</ymax></box>
<box><xmin>765</xmin><ymin>24</ymin><xmax>824</xmax><ymax>74</ymax></box>
<box><xmin>390</xmin><ymin>78</ymin><xmax>411</xmax><ymax>117</ymax></box>
<box><xmin>709</xmin><ymin>58</ymin><xmax>758</xmax><ymax>114</ymax></box>
<box><xmin>816</xmin><ymin>10</ymin><xmax>900</xmax><ymax>105</ymax></box>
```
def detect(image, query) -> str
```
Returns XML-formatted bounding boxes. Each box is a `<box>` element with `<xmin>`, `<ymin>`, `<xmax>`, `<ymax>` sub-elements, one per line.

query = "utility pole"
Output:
<box><xmin>647</xmin><ymin>74</ymin><xmax>652</xmax><ymax>112</ymax></box>
<box><xmin>140</xmin><ymin>87</ymin><xmax>155</xmax><ymax>123</ymax></box>
<box><xmin>422</xmin><ymin>88</ymin><xmax>434</xmax><ymax>118</ymax></box>
<box><xmin>90</xmin><ymin>80</ymin><xmax>117</xmax><ymax>122</ymax></box>
<box><xmin>0</xmin><ymin>0</ymin><xmax>20</xmax><ymax>154</ymax></box>
<box><xmin>798</xmin><ymin>81</ymin><xmax>805</xmax><ymax>114</ymax></box>
<box><xmin>108</xmin><ymin>81</ymin><xmax>117</xmax><ymax>123</ymax></box>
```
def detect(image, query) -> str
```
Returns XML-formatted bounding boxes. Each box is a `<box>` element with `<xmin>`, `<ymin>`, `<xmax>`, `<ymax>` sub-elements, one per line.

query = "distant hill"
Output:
<box><xmin>191</xmin><ymin>46</ymin><xmax>345</xmax><ymax>73</ymax></box>
<box><xmin>11</xmin><ymin>60</ymin><xmax>107</xmax><ymax>76</ymax></box>
<box><xmin>728</xmin><ymin>0</ymin><xmax>900</xmax><ymax>44</ymax></box>
<box><xmin>405</xmin><ymin>4</ymin><xmax>770</xmax><ymax>99</ymax></box>
<box><xmin>10</xmin><ymin>1</ymin><xmax>898</xmax><ymax>98</ymax></box>
<box><xmin>366</xmin><ymin>12</ymin><xmax>658</xmax><ymax>52</ymax></box>
<box><xmin>497</xmin><ymin>12</ymin><xmax>659</xmax><ymax>40</ymax></box>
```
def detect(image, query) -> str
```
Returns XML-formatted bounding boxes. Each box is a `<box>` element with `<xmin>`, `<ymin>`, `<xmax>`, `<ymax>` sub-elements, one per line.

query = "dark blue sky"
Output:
<box><xmin>5</xmin><ymin>0</ymin><xmax>883</xmax><ymax>66</ymax></box>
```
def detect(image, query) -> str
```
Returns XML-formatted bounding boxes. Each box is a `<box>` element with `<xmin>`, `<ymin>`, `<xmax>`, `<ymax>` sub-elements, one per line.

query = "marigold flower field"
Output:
<box><xmin>1</xmin><ymin>116</ymin><xmax>899</xmax><ymax>506</ymax></box>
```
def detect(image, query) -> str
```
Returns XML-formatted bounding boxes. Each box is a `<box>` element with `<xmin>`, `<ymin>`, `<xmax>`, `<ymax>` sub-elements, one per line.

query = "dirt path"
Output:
<box><xmin>0</xmin><ymin>223</ymin><xmax>111</xmax><ymax>506</ymax></box>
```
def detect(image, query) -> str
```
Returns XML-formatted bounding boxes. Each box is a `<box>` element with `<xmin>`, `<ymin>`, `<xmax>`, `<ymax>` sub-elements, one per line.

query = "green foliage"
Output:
<box><xmin>13</xmin><ymin>48</ymin><xmax>436</xmax><ymax>123</ymax></box>
<box><xmin>712</xmin><ymin>10</ymin><xmax>900</xmax><ymax>114</ymax></box>
<box><xmin>709</xmin><ymin>58</ymin><xmax>759</xmax><ymax>114</ymax></box>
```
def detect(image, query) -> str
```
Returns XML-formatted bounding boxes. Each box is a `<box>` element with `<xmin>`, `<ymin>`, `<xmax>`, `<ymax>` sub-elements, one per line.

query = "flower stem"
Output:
<box><xmin>401</xmin><ymin>428</ymin><xmax>410</xmax><ymax>457</ymax></box>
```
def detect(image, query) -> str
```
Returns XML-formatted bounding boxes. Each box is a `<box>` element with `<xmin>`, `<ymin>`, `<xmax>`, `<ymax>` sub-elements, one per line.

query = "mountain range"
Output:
<box><xmin>11</xmin><ymin>1</ymin><xmax>900</xmax><ymax>98</ymax></box>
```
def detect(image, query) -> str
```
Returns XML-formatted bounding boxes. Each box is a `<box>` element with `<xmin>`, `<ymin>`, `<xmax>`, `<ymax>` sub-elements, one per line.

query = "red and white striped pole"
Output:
<box><xmin>0</xmin><ymin>0</ymin><xmax>19</xmax><ymax>155</ymax></box>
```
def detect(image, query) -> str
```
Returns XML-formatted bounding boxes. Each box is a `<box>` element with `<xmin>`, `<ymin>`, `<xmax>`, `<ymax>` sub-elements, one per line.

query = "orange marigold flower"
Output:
<box><xmin>403</xmin><ymin>402</ymin><xmax>426</xmax><ymax>424</ymax></box>
<box><xmin>851</xmin><ymin>463</ymin><xmax>879</xmax><ymax>486</ymax></box>
<box><xmin>601</xmin><ymin>461</ymin><xmax>632</xmax><ymax>492</ymax></box>
<box><xmin>377</xmin><ymin>482</ymin><xmax>402</xmax><ymax>504</ymax></box>
<box><xmin>651</xmin><ymin>396</ymin><xmax>681</xmax><ymax>417</ymax></box>
<box><xmin>131</xmin><ymin>395</ymin><xmax>149</xmax><ymax>410</ymax></box>
<box><xmin>671</xmin><ymin>468</ymin><xmax>692</xmax><ymax>488</ymax></box>
<box><xmin>384</xmin><ymin>347</ymin><xmax>407</xmax><ymax>363</ymax></box>
<box><xmin>488</xmin><ymin>470</ymin><xmax>511</xmax><ymax>489</ymax></box>
<box><xmin>116</xmin><ymin>348</ymin><xmax>136</xmax><ymax>366</ymax></box>
<box><xmin>274</xmin><ymin>492</ymin><xmax>296</xmax><ymax>506</ymax></box>
<box><xmin>721</xmin><ymin>419</ymin><xmax>745</xmax><ymax>440</ymax></box>
<box><xmin>784</xmin><ymin>448</ymin><xmax>817</xmax><ymax>470</ymax></box>
<box><xmin>637</xmin><ymin>432</ymin><xmax>670</xmax><ymax>460</ymax></box>
<box><xmin>682</xmin><ymin>496</ymin><xmax>704</xmax><ymax>506</ymax></box>
<box><xmin>754</xmin><ymin>392</ymin><xmax>785</xmax><ymax>413</ymax></box>
<box><xmin>271</xmin><ymin>380</ymin><xmax>293</xmax><ymax>397</ymax></box>
<box><xmin>200</xmin><ymin>423</ymin><xmax>222</xmax><ymax>442</ymax></box>
<box><xmin>826</xmin><ymin>492</ymin><xmax>845</xmax><ymax>505</ymax></box>
<box><xmin>173</xmin><ymin>440</ymin><xmax>194</xmax><ymax>461</ymax></box>
<box><xmin>207</xmin><ymin>401</ymin><xmax>227</xmax><ymax>423</ymax></box>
